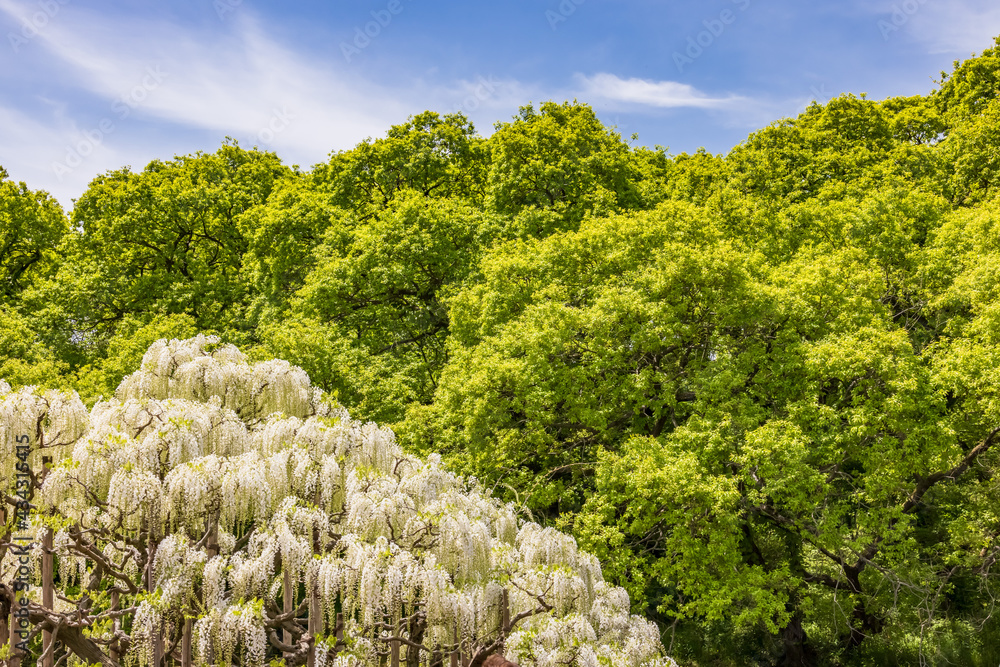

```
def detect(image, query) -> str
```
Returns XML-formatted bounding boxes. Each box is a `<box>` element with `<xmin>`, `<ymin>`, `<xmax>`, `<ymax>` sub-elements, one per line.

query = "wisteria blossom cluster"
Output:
<box><xmin>1</xmin><ymin>335</ymin><xmax>675</xmax><ymax>667</ymax></box>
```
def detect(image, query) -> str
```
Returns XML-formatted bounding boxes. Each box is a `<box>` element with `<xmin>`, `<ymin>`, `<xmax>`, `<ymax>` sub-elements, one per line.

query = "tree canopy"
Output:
<box><xmin>5</xmin><ymin>35</ymin><xmax>1000</xmax><ymax>666</ymax></box>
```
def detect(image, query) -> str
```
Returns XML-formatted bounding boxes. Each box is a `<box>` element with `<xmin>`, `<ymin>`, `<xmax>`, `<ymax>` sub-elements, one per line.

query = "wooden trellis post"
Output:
<box><xmin>182</xmin><ymin>616</ymin><xmax>193</xmax><ymax>667</ymax></box>
<box><xmin>8</xmin><ymin>593</ymin><xmax>22</xmax><ymax>667</ymax></box>
<box><xmin>110</xmin><ymin>589</ymin><xmax>121</xmax><ymax>663</ymax></box>
<box><xmin>389</xmin><ymin>615</ymin><xmax>400</xmax><ymax>667</ymax></box>
<box><xmin>153</xmin><ymin>620</ymin><xmax>164</xmax><ymax>667</ymax></box>
<box><xmin>306</xmin><ymin>578</ymin><xmax>324</xmax><ymax>667</ymax></box>
<box><xmin>42</xmin><ymin>527</ymin><xmax>54</xmax><ymax>667</ymax></box>
<box><xmin>501</xmin><ymin>589</ymin><xmax>510</xmax><ymax>635</ymax></box>
<box><xmin>0</xmin><ymin>602</ymin><xmax>6</xmax><ymax>663</ymax></box>
<box><xmin>200</xmin><ymin>514</ymin><xmax>219</xmax><ymax>666</ymax></box>
<box><xmin>146</xmin><ymin>524</ymin><xmax>163</xmax><ymax>667</ymax></box>
<box><xmin>283</xmin><ymin>566</ymin><xmax>295</xmax><ymax>656</ymax></box>
<box><xmin>450</xmin><ymin>624</ymin><xmax>460</xmax><ymax>667</ymax></box>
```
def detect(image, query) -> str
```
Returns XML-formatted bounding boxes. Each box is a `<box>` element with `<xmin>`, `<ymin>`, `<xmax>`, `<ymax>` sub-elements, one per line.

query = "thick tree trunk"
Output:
<box><xmin>109</xmin><ymin>590</ymin><xmax>120</xmax><ymax>664</ymax></box>
<box><xmin>405</xmin><ymin>614</ymin><xmax>425</xmax><ymax>667</ymax></box>
<box><xmin>778</xmin><ymin>610</ymin><xmax>815</xmax><ymax>666</ymax></box>
<box><xmin>27</xmin><ymin>607</ymin><xmax>117</xmax><ymax>667</ymax></box>
<box><xmin>205</xmin><ymin>515</ymin><xmax>219</xmax><ymax>558</ymax></box>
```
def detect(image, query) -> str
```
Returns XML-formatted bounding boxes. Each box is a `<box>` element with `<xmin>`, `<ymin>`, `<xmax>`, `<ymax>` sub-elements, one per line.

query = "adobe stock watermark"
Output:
<box><xmin>251</xmin><ymin>106</ymin><xmax>294</xmax><ymax>146</ymax></box>
<box><xmin>213</xmin><ymin>0</ymin><xmax>242</xmax><ymax>20</ymax></box>
<box><xmin>51</xmin><ymin>65</ymin><xmax>168</xmax><ymax>180</ymax></box>
<box><xmin>8</xmin><ymin>0</ymin><xmax>70</xmax><ymax>53</ymax></box>
<box><xmin>341</xmin><ymin>0</ymin><xmax>408</xmax><ymax>63</ymax></box>
<box><xmin>673</xmin><ymin>0</ymin><xmax>751</xmax><ymax>73</ymax></box>
<box><xmin>546</xmin><ymin>0</ymin><xmax>585</xmax><ymax>31</ymax></box>
<box><xmin>449</xmin><ymin>75</ymin><xmax>504</xmax><ymax>116</ymax></box>
<box><xmin>10</xmin><ymin>433</ymin><xmax>34</xmax><ymax>658</ymax></box>
<box><xmin>877</xmin><ymin>0</ymin><xmax>929</xmax><ymax>40</ymax></box>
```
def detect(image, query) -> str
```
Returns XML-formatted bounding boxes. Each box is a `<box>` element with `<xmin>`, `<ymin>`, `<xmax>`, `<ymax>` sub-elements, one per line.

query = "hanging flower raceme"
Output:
<box><xmin>153</xmin><ymin>532</ymin><xmax>208</xmax><ymax>616</ymax></box>
<box><xmin>130</xmin><ymin>598</ymin><xmax>164</xmax><ymax>667</ymax></box>
<box><xmin>106</xmin><ymin>466</ymin><xmax>164</xmax><ymax>533</ymax></box>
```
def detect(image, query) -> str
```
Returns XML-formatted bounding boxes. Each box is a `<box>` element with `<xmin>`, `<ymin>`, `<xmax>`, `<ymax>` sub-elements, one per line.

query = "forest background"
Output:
<box><xmin>4</xmin><ymin>35</ymin><xmax>1000</xmax><ymax>666</ymax></box>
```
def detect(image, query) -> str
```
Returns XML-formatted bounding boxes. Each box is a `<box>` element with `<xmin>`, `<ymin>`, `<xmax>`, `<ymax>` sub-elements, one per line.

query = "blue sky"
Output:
<box><xmin>1</xmin><ymin>0</ymin><xmax>999</xmax><ymax>210</ymax></box>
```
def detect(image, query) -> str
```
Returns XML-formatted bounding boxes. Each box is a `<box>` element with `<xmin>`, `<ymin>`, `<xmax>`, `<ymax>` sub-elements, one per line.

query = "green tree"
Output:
<box><xmin>0</xmin><ymin>167</ymin><xmax>68</xmax><ymax>301</ymax></box>
<box><xmin>274</xmin><ymin>192</ymin><xmax>505</xmax><ymax>423</ymax></box>
<box><xmin>239</xmin><ymin>175</ymin><xmax>346</xmax><ymax>316</ymax></box>
<box><xmin>486</xmin><ymin>101</ymin><xmax>644</xmax><ymax>231</ymax></box>
<box><xmin>313</xmin><ymin>110</ymin><xmax>488</xmax><ymax>218</ymax></box>
<box><xmin>46</xmin><ymin>142</ymin><xmax>291</xmax><ymax>361</ymax></box>
<box><xmin>0</xmin><ymin>168</ymin><xmax>69</xmax><ymax>388</ymax></box>
<box><xmin>0</xmin><ymin>306</ymin><xmax>65</xmax><ymax>387</ymax></box>
<box><xmin>402</xmin><ymin>201</ymin><xmax>736</xmax><ymax>515</ymax></box>
<box><xmin>402</xmin><ymin>188</ymin><xmax>1000</xmax><ymax>664</ymax></box>
<box><xmin>942</xmin><ymin>98</ymin><xmax>1000</xmax><ymax>204</ymax></box>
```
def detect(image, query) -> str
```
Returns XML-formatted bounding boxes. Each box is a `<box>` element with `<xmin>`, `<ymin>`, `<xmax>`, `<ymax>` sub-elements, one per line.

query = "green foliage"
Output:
<box><xmin>284</xmin><ymin>192</ymin><xmax>506</xmax><ymax>421</ymax></box>
<box><xmin>486</xmin><ymin>101</ymin><xmax>644</xmax><ymax>228</ymax></box>
<box><xmin>72</xmin><ymin>312</ymin><xmax>200</xmax><ymax>404</ymax></box>
<box><xmin>0</xmin><ymin>167</ymin><xmax>68</xmax><ymax>300</ymax></box>
<box><xmin>61</xmin><ymin>141</ymin><xmax>291</xmax><ymax>346</ymax></box>
<box><xmin>403</xmin><ymin>180</ymin><xmax>1000</xmax><ymax>662</ymax></box>
<box><xmin>239</xmin><ymin>175</ymin><xmax>345</xmax><ymax>312</ymax></box>
<box><xmin>935</xmin><ymin>35</ymin><xmax>1000</xmax><ymax>120</ymax></box>
<box><xmin>0</xmin><ymin>305</ymin><xmax>66</xmax><ymax>387</ymax></box>
<box><xmin>404</xmin><ymin>202</ymin><xmax>740</xmax><ymax>513</ymax></box>
<box><xmin>313</xmin><ymin>110</ymin><xmax>487</xmax><ymax>217</ymax></box>
<box><xmin>942</xmin><ymin>98</ymin><xmax>1000</xmax><ymax>204</ymax></box>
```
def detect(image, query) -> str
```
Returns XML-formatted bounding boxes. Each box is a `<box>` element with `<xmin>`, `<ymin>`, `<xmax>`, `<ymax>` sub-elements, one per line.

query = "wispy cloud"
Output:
<box><xmin>0</xmin><ymin>1</ymin><xmax>409</xmax><ymax>155</ymax></box>
<box><xmin>575</xmin><ymin>73</ymin><xmax>746</xmax><ymax>109</ymax></box>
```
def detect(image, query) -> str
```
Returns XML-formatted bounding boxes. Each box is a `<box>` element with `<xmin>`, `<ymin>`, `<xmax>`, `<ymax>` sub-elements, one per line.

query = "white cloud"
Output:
<box><xmin>575</xmin><ymin>73</ymin><xmax>746</xmax><ymax>109</ymax></box>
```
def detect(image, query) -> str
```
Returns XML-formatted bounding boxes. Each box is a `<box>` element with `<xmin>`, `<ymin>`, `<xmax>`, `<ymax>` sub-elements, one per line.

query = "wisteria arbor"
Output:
<box><xmin>0</xmin><ymin>335</ymin><xmax>674</xmax><ymax>667</ymax></box>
